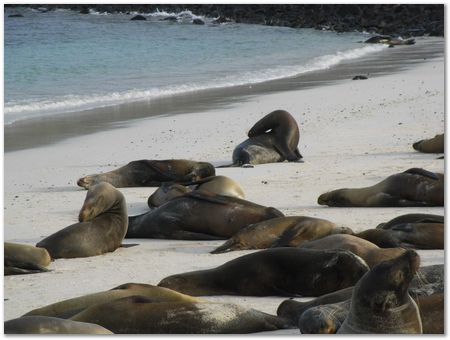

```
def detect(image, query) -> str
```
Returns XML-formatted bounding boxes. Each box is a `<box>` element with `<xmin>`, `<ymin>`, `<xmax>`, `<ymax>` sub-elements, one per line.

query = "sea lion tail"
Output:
<box><xmin>210</xmin><ymin>239</ymin><xmax>238</xmax><ymax>254</ymax></box>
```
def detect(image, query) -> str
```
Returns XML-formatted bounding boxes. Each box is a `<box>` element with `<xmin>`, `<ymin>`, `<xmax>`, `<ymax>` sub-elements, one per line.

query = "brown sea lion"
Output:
<box><xmin>414</xmin><ymin>293</ymin><xmax>444</xmax><ymax>334</ymax></box>
<box><xmin>4</xmin><ymin>242</ymin><xmax>51</xmax><ymax>275</ymax></box>
<box><xmin>211</xmin><ymin>216</ymin><xmax>353</xmax><ymax>254</ymax></box>
<box><xmin>356</xmin><ymin>222</ymin><xmax>443</xmax><ymax>249</ymax></box>
<box><xmin>126</xmin><ymin>190</ymin><xmax>283</xmax><ymax>240</ymax></box>
<box><xmin>299</xmin><ymin>234</ymin><xmax>407</xmax><ymax>268</ymax></box>
<box><xmin>24</xmin><ymin>283</ymin><xmax>200</xmax><ymax>319</ymax></box>
<box><xmin>36</xmin><ymin>182</ymin><xmax>128</xmax><ymax>259</ymax></box>
<box><xmin>224</xmin><ymin>110</ymin><xmax>302</xmax><ymax>166</ymax></box>
<box><xmin>413</xmin><ymin>133</ymin><xmax>444</xmax><ymax>153</ymax></box>
<box><xmin>77</xmin><ymin>159</ymin><xmax>215</xmax><ymax>189</ymax></box>
<box><xmin>4</xmin><ymin>316</ymin><xmax>113</xmax><ymax>334</ymax></box>
<box><xmin>147</xmin><ymin>175</ymin><xmax>245</xmax><ymax>208</ymax></box>
<box><xmin>317</xmin><ymin>168</ymin><xmax>444</xmax><ymax>207</ymax></box>
<box><xmin>158</xmin><ymin>248</ymin><xmax>369</xmax><ymax>297</ymax></box>
<box><xmin>376</xmin><ymin>213</ymin><xmax>443</xmax><ymax>229</ymax></box>
<box><xmin>337</xmin><ymin>250</ymin><xmax>422</xmax><ymax>334</ymax></box>
<box><xmin>70</xmin><ymin>297</ymin><xmax>289</xmax><ymax>334</ymax></box>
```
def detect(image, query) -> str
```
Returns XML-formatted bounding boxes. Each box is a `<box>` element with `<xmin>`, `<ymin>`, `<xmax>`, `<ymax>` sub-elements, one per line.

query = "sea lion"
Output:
<box><xmin>4</xmin><ymin>242</ymin><xmax>51</xmax><ymax>275</ymax></box>
<box><xmin>126</xmin><ymin>191</ymin><xmax>283</xmax><ymax>240</ymax></box>
<box><xmin>299</xmin><ymin>234</ymin><xmax>407</xmax><ymax>268</ymax></box>
<box><xmin>317</xmin><ymin>168</ymin><xmax>444</xmax><ymax>207</ymax></box>
<box><xmin>376</xmin><ymin>213</ymin><xmax>444</xmax><ymax>229</ymax></box>
<box><xmin>147</xmin><ymin>175</ymin><xmax>245</xmax><ymax>208</ymax></box>
<box><xmin>356</xmin><ymin>222</ymin><xmax>444</xmax><ymax>249</ymax></box>
<box><xmin>211</xmin><ymin>216</ymin><xmax>353</xmax><ymax>254</ymax></box>
<box><xmin>70</xmin><ymin>297</ymin><xmax>289</xmax><ymax>334</ymax></box>
<box><xmin>4</xmin><ymin>316</ymin><xmax>113</xmax><ymax>334</ymax></box>
<box><xmin>36</xmin><ymin>182</ymin><xmax>128</xmax><ymax>259</ymax></box>
<box><xmin>412</xmin><ymin>133</ymin><xmax>444</xmax><ymax>153</ymax></box>
<box><xmin>364</xmin><ymin>35</ymin><xmax>415</xmax><ymax>45</ymax></box>
<box><xmin>77</xmin><ymin>159</ymin><xmax>215</xmax><ymax>189</ymax></box>
<box><xmin>414</xmin><ymin>293</ymin><xmax>444</xmax><ymax>334</ymax></box>
<box><xmin>24</xmin><ymin>283</ymin><xmax>200</xmax><ymax>319</ymax></box>
<box><xmin>337</xmin><ymin>250</ymin><xmax>422</xmax><ymax>334</ymax></box>
<box><xmin>158</xmin><ymin>248</ymin><xmax>369</xmax><ymax>297</ymax></box>
<box><xmin>226</xmin><ymin>110</ymin><xmax>302</xmax><ymax>166</ymax></box>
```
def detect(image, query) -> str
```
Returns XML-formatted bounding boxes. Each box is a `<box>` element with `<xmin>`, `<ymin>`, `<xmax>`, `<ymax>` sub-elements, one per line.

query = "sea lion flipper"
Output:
<box><xmin>171</xmin><ymin>230</ymin><xmax>225</xmax><ymax>241</ymax></box>
<box><xmin>390</xmin><ymin>223</ymin><xmax>414</xmax><ymax>232</ymax></box>
<box><xmin>403</xmin><ymin>168</ymin><xmax>439</xmax><ymax>180</ymax></box>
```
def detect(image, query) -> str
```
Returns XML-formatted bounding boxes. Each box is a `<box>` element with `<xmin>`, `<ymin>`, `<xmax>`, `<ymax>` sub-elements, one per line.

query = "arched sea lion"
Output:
<box><xmin>413</xmin><ymin>133</ymin><xmax>444</xmax><ymax>153</ymax></box>
<box><xmin>223</xmin><ymin>110</ymin><xmax>302</xmax><ymax>166</ymax></box>
<box><xmin>70</xmin><ymin>297</ymin><xmax>289</xmax><ymax>334</ymax></box>
<box><xmin>147</xmin><ymin>175</ymin><xmax>245</xmax><ymax>208</ymax></box>
<box><xmin>337</xmin><ymin>250</ymin><xmax>422</xmax><ymax>334</ymax></box>
<box><xmin>24</xmin><ymin>283</ymin><xmax>200</xmax><ymax>319</ymax></box>
<box><xmin>126</xmin><ymin>190</ymin><xmax>283</xmax><ymax>240</ymax></box>
<box><xmin>77</xmin><ymin>159</ymin><xmax>215</xmax><ymax>189</ymax></box>
<box><xmin>4</xmin><ymin>316</ymin><xmax>113</xmax><ymax>334</ymax></box>
<box><xmin>299</xmin><ymin>234</ymin><xmax>407</xmax><ymax>268</ymax></box>
<box><xmin>36</xmin><ymin>182</ymin><xmax>128</xmax><ymax>259</ymax></box>
<box><xmin>211</xmin><ymin>216</ymin><xmax>353</xmax><ymax>254</ymax></box>
<box><xmin>4</xmin><ymin>242</ymin><xmax>51</xmax><ymax>275</ymax></box>
<box><xmin>317</xmin><ymin>168</ymin><xmax>444</xmax><ymax>207</ymax></box>
<box><xmin>158</xmin><ymin>248</ymin><xmax>369</xmax><ymax>297</ymax></box>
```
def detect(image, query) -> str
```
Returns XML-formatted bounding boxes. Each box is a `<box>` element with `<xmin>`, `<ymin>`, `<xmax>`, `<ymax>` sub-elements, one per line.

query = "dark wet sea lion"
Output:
<box><xmin>227</xmin><ymin>110</ymin><xmax>302</xmax><ymax>166</ymax></box>
<box><xmin>36</xmin><ymin>182</ymin><xmax>128</xmax><ymax>259</ymax></box>
<box><xmin>317</xmin><ymin>168</ymin><xmax>444</xmax><ymax>207</ymax></box>
<box><xmin>24</xmin><ymin>283</ymin><xmax>200</xmax><ymax>319</ymax></box>
<box><xmin>337</xmin><ymin>250</ymin><xmax>422</xmax><ymax>334</ymax></box>
<box><xmin>376</xmin><ymin>213</ymin><xmax>443</xmax><ymax>229</ymax></box>
<box><xmin>147</xmin><ymin>175</ymin><xmax>245</xmax><ymax>208</ymax></box>
<box><xmin>126</xmin><ymin>191</ymin><xmax>283</xmax><ymax>240</ymax></box>
<box><xmin>70</xmin><ymin>297</ymin><xmax>289</xmax><ymax>334</ymax></box>
<box><xmin>413</xmin><ymin>133</ymin><xmax>444</xmax><ymax>153</ymax></box>
<box><xmin>4</xmin><ymin>316</ymin><xmax>113</xmax><ymax>334</ymax></box>
<box><xmin>77</xmin><ymin>159</ymin><xmax>215</xmax><ymax>189</ymax></box>
<box><xmin>299</xmin><ymin>234</ymin><xmax>407</xmax><ymax>268</ymax></box>
<box><xmin>364</xmin><ymin>35</ymin><xmax>415</xmax><ymax>45</ymax></box>
<box><xmin>4</xmin><ymin>242</ymin><xmax>51</xmax><ymax>275</ymax></box>
<box><xmin>211</xmin><ymin>216</ymin><xmax>353</xmax><ymax>254</ymax></box>
<box><xmin>158</xmin><ymin>248</ymin><xmax>369</xmax><ymax>297</ymax></box>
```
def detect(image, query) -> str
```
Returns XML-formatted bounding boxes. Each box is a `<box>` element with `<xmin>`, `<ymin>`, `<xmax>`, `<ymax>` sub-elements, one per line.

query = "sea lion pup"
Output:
<box><xmin>211</xmin><ymin>216</ymin><xmax>353</xmax><ymax>254</ymax></box>
<box><xmin>413</xmin><ymin>133</ymin><xmax>444</xmax><ymax>153</ymax></box>
<box><xmin>356</xmin><ymin>222</ymin><xmax>444</xmax><ymax>249</ymax></box>
<box><xmin>224</xmin><ymin>110</ymin><xmax>302</xmax><ymax>166</ymax></box>
<box><xmin>77</xmin><ymin>159</ymin><xmax>215</xmax><ymax>189</ymax></box>
<box><xmin>376</xmin><ymin>213</ymin><xmax>444</xmax><ymax>229</ymax></box>
<box><xmin>70</xmin><ymin>297</ymin><xmax>289</xmax><ymax>334</ymax></box>
<box><xmin>147</xmin><ymin>175</ymin><xmax>245</xmax><ymax>208</ymax></box>
<box><xmin>24</xmin><ymin>283</ymin><xmax>200</xmax><ymax>319</ymax></box>
<box><xmin>364</xmin><ymin>35</ymin><xmax>415</xmax><ymax>45</ymax></box>
<box><xmin>126</xmin><ymin>191</ymin><xmax>283</xmax><ymax>240</ymax></box>
<box><xmin>4</xmin><ymin>316</ymin><xmax>113</xmax><ymax>334</ymax></box>
<box><xmin>158</xmin><ymin>248</ymin><xmax>369</xmax><ymax>297</ymax></box>
<box><xmin>317</xmin><ymin>168</ymin><xmax>444</xmax><ymax>207</ymax></box>
<box><xmin>337</xmin><ymin>250</ymin><xmax>422</xmax><ymax>334</ymax></box>
<box><xmin>299</xmin><ymin>234</ymin><xmax>407</xmax><ymax>268</ymax></box>
<box><xmin>36</xmin><ymin>182</ymin><xmax>128</xmax><ymax>259</ymax></box>
<box><xmin>4</xmin><ymin>242</ymin><xmax>51</xmax><ymax>275</ymax></box>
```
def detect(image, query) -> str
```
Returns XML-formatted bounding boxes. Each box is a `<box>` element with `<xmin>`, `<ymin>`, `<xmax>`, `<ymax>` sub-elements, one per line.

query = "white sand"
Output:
<box><xmin>4</xmin><ymin>50</ymin><xmax>444</xmax><ymax>334</ymax></box>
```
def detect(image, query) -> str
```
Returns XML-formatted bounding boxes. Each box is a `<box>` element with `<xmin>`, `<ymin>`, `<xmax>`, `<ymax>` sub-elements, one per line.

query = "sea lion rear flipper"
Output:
<box><xmin>4</xmin><ymin>260</ymin><xmax>50</xmax><ymax>275</ymax></box>
<box><xmin>120</xmin><ymin>243</ymin><xmax>139</xmax><ymax>248</ymax></box>
<box><xmin>171</xmin><ymin>230</ymin><xmax>225</xmax><ymax>241</ymax></box>
<box><xmin>403</xmin><ymin>168</ymin><xmax>439</xmax><ymax>180</ymax></box>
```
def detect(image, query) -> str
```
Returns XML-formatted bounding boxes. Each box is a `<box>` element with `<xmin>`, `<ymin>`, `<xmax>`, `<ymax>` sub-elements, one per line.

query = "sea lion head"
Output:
<box><xmin>78</xmin><ymin>182</ymin><xmax>124</xmax><ymax>222</ymax></box>
<box><xmin>77</xmin><ymin>175</ymin><xmax>100</xmax><ymax>189</ymax></box>
<box><xmin>317</xmin><ymin>190</ymin><xmax>352</xmax><ymax>207</ymax></box>
<box><xmin>192</xmin><ymin>162</ymin><xmax>216</xmax><ymax>181</ymax></box>
<box><xmin>147</xmin><ymin>183</ymin><xmax>190</xmax><ymax>207</ymax></box>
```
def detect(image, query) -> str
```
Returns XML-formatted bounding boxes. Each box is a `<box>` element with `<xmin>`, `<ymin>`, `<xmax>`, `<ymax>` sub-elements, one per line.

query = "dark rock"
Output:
<box><xmin>364</xmin><ymin>35</ymin><xmax>392</xmax><ymax>43</ymax></box>
<box><xmin>212</xmin><ymin>15</ymin><xmax>232</xmax><ymax>24</ymax></box>
<box><xmin>352</xmin><ymin>75</ymin><xmax>368</xmax><ymax>80</ymax></box>
<box><xmin>8</xmin><ymin>14</ymin><xmax>24</xmax><ymax>17</ymax></box>
<box><xmin>193</xmin><ymin>18</ymin><xmax>205</xmax><ymax>25</ymax></box>
<box><xmin>130</xmin><ymin>14</ymin><xmax>146</xmax><ymax>21</ymax></box>
<box><xmin>163</xmin><ymin>16</ymin><xmax>177</xmax><ymax>21</ymax></box>
<box><xmin>79</xmin><ymin>7</ymin><xmax>89</xmax><ymax>14</ymax></box>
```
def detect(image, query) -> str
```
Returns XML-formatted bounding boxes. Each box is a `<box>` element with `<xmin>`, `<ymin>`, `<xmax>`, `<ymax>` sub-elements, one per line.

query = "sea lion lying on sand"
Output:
<box><xmin>77</xmin><ymin>159</ymin><xmax>215</xmax><ymax>189</ymax></box>
<box><xmin>413</xmin><ymin>133</ymin><xmax>444</xmax><ymax>153</ymax></box>
<box><xmin>364</xmin><ymin>35</ymin><xmax>415</xmax><ymax>45</ymax></box>
<box><xmin>37</xmin><ymin>183</ymin><xmax>128</xmax><ymax>259</ymax></box>
<box><xmin>317</xmin><ymin>168</ymin><xmax>444</xmax><ymax>207</ymax></box>
<box><xmin>147</xmin><ymin>175</ymin><xmax>245</xmax><ymax>207</ymax></box>
<box><xmin>158</xmin><ymin>248</ymin><xmax>369</xmax><ymax>297</ymax></box>
<box><xmin>4</xmin><ymin>242</ymin><xmax>51</xmax><ymax>275</ymax></box>
<box><xmin>126</xmin><ymin>191</ymin><xmax>283</xmax><ymax>240</ymax></box>
<box><xmin>224</xmin><ymin>110</ymin><xmax>302</xmax><ymax>166</ymax></box>
<box><xmin>211</xmin><ymin>216</ymin><xmax>353</xmax><ymax>254</ymax></box>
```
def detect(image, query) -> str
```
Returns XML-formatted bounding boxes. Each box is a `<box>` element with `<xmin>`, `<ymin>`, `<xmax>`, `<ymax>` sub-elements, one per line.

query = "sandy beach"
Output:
<box><xmin>4</xmin><ymin>37</ymin><xmax>444</xmax><ymax>334</ymax></box>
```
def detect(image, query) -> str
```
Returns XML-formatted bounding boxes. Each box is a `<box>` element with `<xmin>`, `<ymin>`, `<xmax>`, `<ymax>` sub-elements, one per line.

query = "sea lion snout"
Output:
<box><xmin>77</xmin><ymin>176</ymin><xmax>96</xmax><ymax>189</ymax></box>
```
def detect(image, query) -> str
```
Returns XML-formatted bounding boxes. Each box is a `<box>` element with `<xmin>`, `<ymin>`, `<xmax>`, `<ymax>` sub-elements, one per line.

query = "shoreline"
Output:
<box><xmin>4</xmin><ymin>36</ymin><xmax>444</xmax><ymax>152</ymax></box>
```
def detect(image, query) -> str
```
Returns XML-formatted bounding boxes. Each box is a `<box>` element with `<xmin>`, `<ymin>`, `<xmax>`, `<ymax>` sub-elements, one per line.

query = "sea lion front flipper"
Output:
<box><xmin>403</xmin><ymin>168</ymin><xmax>439</xmax><ymax>180</ymax></box>
<box><xmin>170</xmin><ymin>230</ymin><xmax>225</xmax><ymax>241</ymax></box>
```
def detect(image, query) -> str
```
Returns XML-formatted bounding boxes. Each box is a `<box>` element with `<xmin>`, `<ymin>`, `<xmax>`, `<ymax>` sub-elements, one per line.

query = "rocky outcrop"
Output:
<box><xmin>6</xmin><ymin>4</ymin><xmax>444</xmax><ymax>37</ymax></box>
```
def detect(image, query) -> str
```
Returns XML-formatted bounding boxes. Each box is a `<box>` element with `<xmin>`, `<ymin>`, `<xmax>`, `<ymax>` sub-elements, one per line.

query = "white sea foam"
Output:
<box><xmin>4</xmin><ymin>44</ymin><xmax>385</xmax><ymax>124</ymax></box>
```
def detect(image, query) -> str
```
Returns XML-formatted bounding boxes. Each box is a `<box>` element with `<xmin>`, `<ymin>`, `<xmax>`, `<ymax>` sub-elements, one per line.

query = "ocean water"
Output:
<box><xmin>4</xmin><ymin>7</ymin><xmax>386</xmax><ymax>124</ymax></box>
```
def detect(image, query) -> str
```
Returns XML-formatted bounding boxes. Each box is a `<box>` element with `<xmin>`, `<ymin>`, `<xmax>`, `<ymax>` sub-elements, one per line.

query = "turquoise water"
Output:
<box><xmin>4</xmin><ymin>8</ymin><xmax>386</xmax><ymax>124</ymax></box>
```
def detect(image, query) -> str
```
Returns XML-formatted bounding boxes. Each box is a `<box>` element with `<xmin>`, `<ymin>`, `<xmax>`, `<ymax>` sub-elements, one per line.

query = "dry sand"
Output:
<box><xmin>4</xmin><ymin>39</ymin><xmax>444</xmax><ymax>335</ymax></box>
